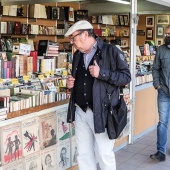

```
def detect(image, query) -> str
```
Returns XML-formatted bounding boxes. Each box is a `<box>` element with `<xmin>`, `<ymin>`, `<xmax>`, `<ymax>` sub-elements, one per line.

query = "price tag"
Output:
<box><xmin>50</xmin><ymin>71</ymin><xmax>54</xmax><ymax>75</ymax></box>
<box><xmin>11</xmin><ymin>78</ymin><xmax>19</xmax><ymax>84</ymax></box>
<box><xmin>38</xmin><ymin>75</ymin><xmax>44</xmax><ymax>79</ymax></box>
<box><xmin>23</xmin><ymin>76</ymin><xmax>29</xmax><ymax>81</ymax></box>
<box><xmin>0</xmin><ymin>79</ymin><xmax>3</xmax><ymax>83</ymax></box>
<box><xmin>63</xmin><ymin>70</ymin><xmax>68</xmax><ymax>76</ymax></box>
<box><xmin>45</xmin><ymin>71</ymin><xmax>50</xmax><ymax>77</ymax></box>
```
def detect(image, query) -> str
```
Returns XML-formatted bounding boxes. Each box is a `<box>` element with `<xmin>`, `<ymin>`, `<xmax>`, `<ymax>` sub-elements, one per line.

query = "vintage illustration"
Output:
<box><xmin>56</xmin><ymin>106</ymin><xmax>70</xmax><ymax>141</ymax></box>
<box><xmin>41</xmin><ymin>146</ymin><xmax>57</xmax><ymax>170</ymax></box>
<box><xmin>21</xmin><ymin>116</ymin><xmax>40</xmax><ymax>156</ymax></box>
<box><xmin>57</xmin><ymin>139</ymin><xmax>71</xmax><ymax>170</ymax></box>
<box><xmin>39</xmin><ymin>112</ymin><xmax>57</xmax><ymax>149</ymax></box>
<box><xmin>1</xmin><ymin>122</ymin><xmax>22</xmax><ymax>165</ymax></box>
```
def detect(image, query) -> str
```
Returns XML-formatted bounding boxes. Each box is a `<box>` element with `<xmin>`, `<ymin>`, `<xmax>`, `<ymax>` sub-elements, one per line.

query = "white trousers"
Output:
<box><xmin>75</xmin><ymin>106</ymin><xmax>116</xmax><ymax>170</ymax></box>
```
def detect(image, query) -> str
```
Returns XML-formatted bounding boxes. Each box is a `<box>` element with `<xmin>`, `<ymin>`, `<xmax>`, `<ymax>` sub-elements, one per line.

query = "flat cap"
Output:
<box><xmin>65</xmin><ymin>20</ymin><xmax>93</xmax><ymax>37</ymax></box>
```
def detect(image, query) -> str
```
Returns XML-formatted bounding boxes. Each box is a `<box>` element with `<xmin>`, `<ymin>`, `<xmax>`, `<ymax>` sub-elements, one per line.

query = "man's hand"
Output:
<box><xmin>67</xmin><ymin>75</ymin><xmax>75</xmax><ymax>89</ymax></box>
<box><xmin>89</xmin><ymin>60</ymin><xmax>100</xmax><ymax>78</ymax></box>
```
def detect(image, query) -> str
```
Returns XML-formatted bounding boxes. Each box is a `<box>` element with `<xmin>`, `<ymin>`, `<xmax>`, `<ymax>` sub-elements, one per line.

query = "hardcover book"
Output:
<box><xmin>39</xmin><ymin>112</ymin><xmax>57</xmax><ymax>149</ymax></box>
<box><xmin>1</xmin><ymin>22</ymin><xmax>7</xmax><ymax>34</ymax></box>
<box><xmin>24</xmin><ymin>151</ymin><xmax>42</xmax><ymax>170</ymax></box>
<box><xmin>56</xmin><ymin>139</ymin><xmax>71</xmax><ymax>170</ymax></box>
<box><xmin>41</xmin><ymin>145</ymin><xmax>57</xmax><ymax>170</ymax></box>
<box><xmin>21</xmin><ymin>116</ymin><xmax>40</xmax><ymax>157</ymax></box>
<box><xmin>51</xmin><ymin>7</ymin><xmax>58</xmax><ymax>19</ymax></box>
<box><xmin>7</xmin><ymin>22</ymin><xmax>14</xmax><ymax>34</ymax></box>
<box><xmin>1</xmin><ymin>122</ymin><xmax>22</xmax><ymax>165</ymax></box>
<box><xmin>14</xmin><ymin>22</ymin><xmax>21</xmax><ymax>34</ymax></box>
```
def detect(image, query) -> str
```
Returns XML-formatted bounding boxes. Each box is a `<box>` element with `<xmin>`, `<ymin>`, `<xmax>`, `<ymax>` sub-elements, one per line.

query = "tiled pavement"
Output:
<box><xmin>115</xmin><ymin>128</ymin><xmax>170</xmax><ymax>170</ymax></box>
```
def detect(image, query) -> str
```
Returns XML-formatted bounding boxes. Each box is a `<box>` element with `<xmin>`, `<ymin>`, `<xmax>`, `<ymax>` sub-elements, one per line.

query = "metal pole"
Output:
<box><xmin>129</xmin><ymin>0</ymin><xmax>138</xmax><ymax>144</ymax></box>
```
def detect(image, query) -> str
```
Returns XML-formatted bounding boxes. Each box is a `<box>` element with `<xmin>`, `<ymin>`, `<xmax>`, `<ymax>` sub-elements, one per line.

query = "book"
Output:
<box><xmin>1</xmin><ymin>122</ymin><xmax>22</xmax><ymax>165</ymax></box>
<box><xmin>21</xmin><ymin>116</ymin><xmax>40</xmax><ymax>156</ymax></box>
<box><xmin>8</xmin><ymin>5</ymin><xmax>17</xmax><ymax>16</ymax></box>
<box><xmin>39</xmin><ymin>112</ymin><xmax>57</xmax><ymax>149</ymax></box>
<box><xmin>1</xmin><ymin>22</ymin><xmax>7</xmax><ymax>34</ymax></box>
<box><xmin>7</xmin><ymin>22</ymin><xmax>14</xmax><ymax>34</ymax></box>
<box><xmin>30</xmin><ymin>51</ymin><xmax>37</xmax><ymax>72</ymax></box>
<box><xmin>24</xmin><ymin>151</ymin><xmax>42</xmax><ymax>170</ymax></box>
<box><xmin>2</xmin><ymin>6</ymin><xmax>9</xmax><ymax>15</ymax></box>
<box><xmin>41</xmin><ymin>145</ymin><xmax>57</xmax><ymax>170</ymax></box>
<box><xmin>71</xmin><ymin>136</ymin><xmax>78</xmax><ymax>166</ymax></box>
<box><xmin>2</xmin><ymin>159</ymin><xmax>23</xmax><ymax>170</ymax></box>
<box><xmin>14</xmin><ymin>22</ymin><xmax>21</xmax><ymax>34</ymax></box>
<box><xmin>56</xmin><ymin>139</ymin><xmax>71</xmax><ymax>170</ymax></box>
<box><xmin>51</xmin><ymin>7</ymin><xmax>58</xmax><ymax>19</ymax></box>
<box><xmin>56</xmin><ymin>106</ymin><xmax>70</xmax><ymax>141</ymax></box>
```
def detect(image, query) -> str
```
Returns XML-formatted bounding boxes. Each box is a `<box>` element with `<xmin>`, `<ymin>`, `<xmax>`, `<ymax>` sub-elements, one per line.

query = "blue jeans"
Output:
<box><xmin>157</xmin><ymin>89</ymin><xmax>170</xmax><ymax>154</ymax></box>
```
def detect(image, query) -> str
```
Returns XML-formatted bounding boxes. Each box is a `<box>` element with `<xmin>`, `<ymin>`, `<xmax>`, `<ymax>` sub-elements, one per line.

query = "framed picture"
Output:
<box><xmin>146</xmin><ymin>16</ymin><xmax>154</xmax><ymax>27</ymax></box>
<box><xmin>156</xmin><ymin>25</ymin><xmax>164</xmax><ymax>37</ymax></box>
<box><xmin>157</xmin><ymin>15</ymin><xmax>169</xmax><ymax>24</ymax></box>
<box><xmin>137</xmin><ymin>30</ymin><xmax>145</xmax><ymax>36</ymax></box>
<box><xmin>119</xmin><ymin>15</ymin><xmax>124</xmax><ymax>26</ymax></box>
<box><xmin>112</xmin><ymin>15</ymin><xmax>120</xmax><ymax>25</ymax></box>
<box><xmin>156</xmin><ymin>39</ymin><xmax>163</xmax><ymax>46</ymax></box>
<box><xmin>123</xmin><ymin>29</ymin><xmax>129</xmax><ymax>36</ymax></box>
<box><xmin>123</xmin><ymin>15</ymin><xmax>129</xmax><ymax>26</ymax></box>
<box><xmin>146</xmin><ymin>28</ymin><xmax>153</xmax><ymax>39</ymax></box>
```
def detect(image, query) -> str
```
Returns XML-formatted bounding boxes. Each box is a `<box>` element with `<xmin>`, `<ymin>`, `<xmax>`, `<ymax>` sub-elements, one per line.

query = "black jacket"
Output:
<box><xmin>67</xmin><ymin>37</ymin><xmax>131</xmax><ymax>133</ymax></box>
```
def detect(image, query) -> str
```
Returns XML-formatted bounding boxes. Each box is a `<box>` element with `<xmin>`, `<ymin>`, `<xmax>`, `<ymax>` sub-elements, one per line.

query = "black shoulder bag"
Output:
<box><xmin>106</xmin><ymin>87</ymin><xmax>127</xmax><ymax>139</ymax></box>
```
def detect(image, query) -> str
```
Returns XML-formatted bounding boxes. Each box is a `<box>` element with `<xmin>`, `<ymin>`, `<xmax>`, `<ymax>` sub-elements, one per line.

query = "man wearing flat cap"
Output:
<box><xmin>66</xmin><ymin>20</ymin><xmax>131</xmax><ymax>170</ymax></box>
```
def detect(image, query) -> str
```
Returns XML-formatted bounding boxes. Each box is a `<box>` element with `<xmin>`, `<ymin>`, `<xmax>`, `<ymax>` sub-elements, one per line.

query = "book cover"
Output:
<box><xmin>1</xmin><ymin>122</ymin><xmax>22</xmax><ymax>165</ymax></box>
<box><xmin>39</xmin><ymin>112</ymin><xmax>57</xmax><ymax>149</ymax></box>
<box><xmin>21</xmin><ymin>24</ymin><xmax>28</xmax><ymax>34</ymax></box>
<box><xmin>41</xmin><ymin>145</ymin><xmax>57</xmax><ymax>170</ymax></box>
<box><xmin>71</xmin><ymin>136</ymin><xmax>78</xmax><ymax>166</ymax></box>
<box><xmin>2</xmin><ymin>159</ymin><xmax>23</xmax><ymax>170</ymax></box>
<box><xmin>56</xmin><ymin>139</ymin><xmax>71</xmax><ymax>170</ymax></box>
<box><xmin>7</xmin><ymin>22</ymin><xmax>14</xmax><ymax>34</ymax></box>
<box><xmin>21</xmin><ymin>116</ymin><xmax>40</xmax><ymax>157</ymax></box>
<box><xmin>30</xmin><ymin>51</ymin><xmax>37</xmax><ymax>72</ymax></box>
<box><xmin>14</xmin><ymin>22</ymin><xmax>21</xmax><ymax>34</ymax></box>
<box><xmin>51</xmin><ymin>7</ymin><xmax>58</xmax><ymax>19</ymax></box>
<box><xmin>56</xmin><ymin>106</ymin><xmax>70</xmax><ymax>141</ymax></box>
<box><xmin>1</xmin><ymin>22</ymin><xmax>7</xmax><ymax>34</ymax></box>
<box><xmin>24</xmin><ymin>151</ymin><xmax>42</xmax><ymax>170</ymax></box>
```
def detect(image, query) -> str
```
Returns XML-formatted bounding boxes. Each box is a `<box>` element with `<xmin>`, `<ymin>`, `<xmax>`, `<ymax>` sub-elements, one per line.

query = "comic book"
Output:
<box><xmin>41</xmin><ymin>145</ymin><xmax>57</xmax><ymax>170</ymax></box>
<box><xmin>2</xmin><ymin>159</ymin><xmax>23</xmax><ymax>170</ymax></box>
<box><xmin>39</xmin><ymin>112</ymin><xmax>57</xmax><ymax>149</ymax></box>
<box><xmin>21</xmin><ymin>116</ymin><xmax>40</xmax><ymax>156</ymax></box>
<box><xmin>56</xmin><ymin>105</ymin><xmax>70</xmax><ymax>141</ymax></box>
<box><xmin>70</xmin><ymin>136</ymin><xmax>78</xmax><ymax>167</ymax></box>
<box><xmin>56</xmin><ymin>138</ymin><xmax>71</xmax><ymax>170</ymax></box>
<box><xmin>1</xmin><ymin>122</ymin><xmax>22</xmax><ymax>165</ymax></box>
<box><xmin>24</xmin><ymin>151</ymin><xmax>42</xmax><ymax>170</ymax></box>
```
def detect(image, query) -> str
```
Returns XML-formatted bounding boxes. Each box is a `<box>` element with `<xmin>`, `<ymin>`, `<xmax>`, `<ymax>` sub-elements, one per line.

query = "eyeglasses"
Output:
<box><xmin>69</xmin><ymin>31</ymin><xmax>84</xmax><ymax>42</ymax></box>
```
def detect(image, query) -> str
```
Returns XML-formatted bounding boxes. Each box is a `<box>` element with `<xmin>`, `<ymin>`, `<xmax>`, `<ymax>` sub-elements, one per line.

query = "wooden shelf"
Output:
<box><xmin>7</xmin><ymin>99</ymin><xmax>69</xmax><ymax>119</ymax></box>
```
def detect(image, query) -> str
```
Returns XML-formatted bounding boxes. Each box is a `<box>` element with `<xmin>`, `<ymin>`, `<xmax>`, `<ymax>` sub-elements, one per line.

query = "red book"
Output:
<box><xmin>30</xmin><ymin>51</ymin><xmax>38</xmax><ymax>72</ymax></box>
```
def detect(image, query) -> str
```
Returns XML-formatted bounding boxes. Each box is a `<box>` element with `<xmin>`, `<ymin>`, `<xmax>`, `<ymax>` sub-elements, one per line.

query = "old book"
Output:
<box><xmin>31</xmin><ymin>25</ymin><xmax>39</xmax><ymax>34</ymax></box>
<box><xmin>1</xmin><ymin>122</ymin><xmax>22</xmax><ymax>165</ymax></box>
<box><xmin>14</xmin><ymin>22</ymin><xmax>21</xmax><ymax>34</ymax></box>
<box><xmin>51</xmin><ymin>6</ymin><xmax>58</xmax><ymax>19</ymax></box>
<box><xmin>71</xmin><ymin>136</ymin><xmax>78</xmax><ymax>166</ymax></box>
<box><xmin>68</xmin><ymin>7</ymin><xmax>74</xmax><ymax>22</ymax></box>
<box><xmin>56</xmin><ymin>105</ymin><xmax>70</xmax><ymax>141</ymax></box>
<box><xmin>21</xmin><ymin>24</ymin><xmax>28</xmax><ymax>34</ymax></box>
<box><xmin>41</xmin><ymin>145</ymin><xmax>57</xmax><ymax>170</ymax></box>
<box><xmin>21</xmin><ymin>116</ymin><xmax>40</xmax><ymax>156</ymax></box>
<box><xmin>2</xmin><ymin>6</ymin><xmax>9</xmax><ymax>15</ymax></box>
<box><xmin>56</xmin><ymin>139</ymin><xmax>71</xmax><ymax>170</ymax></box>
<box><xmin>7</xmin><ymin>22</ymin><xmax>14</xmax><ymax>34</ymax></box>
<box><xmin>39</xmin><ymin>112</ymin><xmax>57</xmax><ymax>149</ymax></box>
<box><xmin>8</xmin><ymin>5</ymin><xmax>17</xmax><ymax>16</ymax></box>
<box><xmin>2</xmin><ymin>159</ymin><xmax>23</xmax><ymax>170</ymax></box>
<box><xmin>46</xmin><ymin>6</ymin><xmax>52</xmax><ymax>19</ymax></box>
<box><xmin>1</xmin><ymin>21</ymin><xmax>7</xmax><ymax>34</ymax></box>
<box><xmin>24</xmin><ymin>151</ymin><xmax>42</xmax><ymax>170</ymax></box>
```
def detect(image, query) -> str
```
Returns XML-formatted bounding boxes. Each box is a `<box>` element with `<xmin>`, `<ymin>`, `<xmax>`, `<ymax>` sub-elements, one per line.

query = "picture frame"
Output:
<box><xmin>157</xmin><ymin>15</ymin><xmax>169</xmax><ymax>24</ymax></box>
<box><xmin>137</xmin><ymin>30</ymin><xmax>145</xmax><ymax>36</ymax></box>
<box><xmin>146</xmin><ymin>16</ymin><xmax>154</xmax><ymax>27</ymax></box>
<box><xmin>123</xmin><ymin>15</ymin><xmax>129</xmax><ymax>26</ymax></box>
<box><xmin>123</xmin><ymin>29</ymin><xmax>129</xmax><ymax>36</ymax></box>
<box><xmin>156</xmin><ymin>25</ymin><xmax>164</xmax><ymax>37</ymax></box>
<box><xmin>146</xmin><ymin>28</ymin><xmax>153</xmax><ymax>40</ymax></box>
<box><xmin>119</xmin><ymin>15</ymin><xmax>124</xmax><ymax>26</ymax></box>
<box><xmin>156</xmin><ymin>39</ymin><xmax>163</xmax><ymax>46</ymax></box>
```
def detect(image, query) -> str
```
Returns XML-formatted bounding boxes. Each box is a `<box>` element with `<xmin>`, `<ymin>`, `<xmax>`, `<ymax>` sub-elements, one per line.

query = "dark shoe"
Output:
<box><xmin>150</xmin><ymin>151</ymin><xmax>166</xmax><ymax>161</ymax></box>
